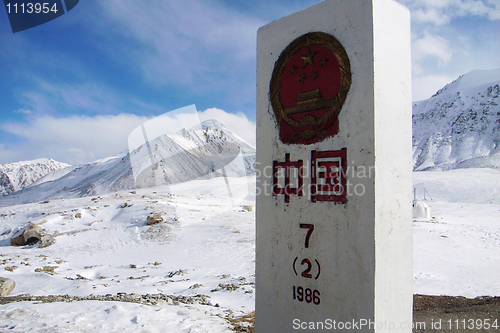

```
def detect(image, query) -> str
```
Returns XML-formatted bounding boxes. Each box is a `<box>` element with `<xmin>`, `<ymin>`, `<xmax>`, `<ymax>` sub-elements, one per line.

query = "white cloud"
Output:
<box><xmin>412</xmin><ymin>74</ymin><xmax>456</xmax><ymax>101</ymax></box>
<box><xmin>1</xmin><ymin>114</ymin><xmax>149</xmax><ymax>165</ymax></box>
<box><xmin>402</xmin><ymin>0</ymin><xmax>500</xmax><ymax>24</ymax></box>
<box><xmin>412</xmin><ymin>33</ymin><xmax>453</xmax><ymax>74</ymax></box>
<box><xmin>0</xmin><ymin>148</ymin><xmax>22</xmax><ymax>165</ymax></box>
<box><xmin>453</xmin><ymin>0</ymin><xmax>500</xmax><ymax>20</ymax></box>
<box><xmin>0</xmin><ymin>108</ymin><xmax>255</xmax><ymax>165</ymax></box>
<box><xmin>13</xmin><ymin>108</ymin><xmax>32</xmax><ymax>114</ymax></box>
<box><xmin>413</xmin><ymin>8</ymin><xmax>452</xmax><ymax>25</ymax></box>
<box><xmin>199</xmin><ymin>108</ymin><xmax>256</xmax><ymax>146</ymax></box>
<box><xmin>20</xmin><ymin>78</ymin><xmax>124</xmax><ymax>115</ymax></box>
<box><xmin>91</xmin><ymin>0</ymin><xmax>262</xmax><ymax>100</ymax></box>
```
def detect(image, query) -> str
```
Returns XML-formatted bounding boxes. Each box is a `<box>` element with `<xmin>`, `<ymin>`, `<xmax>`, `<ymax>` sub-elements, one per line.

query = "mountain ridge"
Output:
<box><xmin>3</xmin><ymin>69</ymin><xmax>499</xmax><ymax>202</ymax></box>
<box><xmin>412</xmin><ymin>68</ymin><xmax>500</xmax><ymax>171</ymax></box>
<box><xmin>0</xmin><ymin>120</ymin><xmax>255</xmax><ymax>206</ymax></box>
<box><xmin>0</xmin><ymin>158</ymin><xmax>70</xmax><ymax>196</ymax></box>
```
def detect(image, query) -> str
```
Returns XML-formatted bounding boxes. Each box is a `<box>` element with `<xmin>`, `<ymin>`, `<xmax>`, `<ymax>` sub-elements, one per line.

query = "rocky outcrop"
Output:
<box><xmin>10</xmin><ymin>223</ymin><xmax>56</xmax><ymax>248</ymax></box>
<box><xmin>0</xmin><ymin>277</ymin><xmax>15</xmax><ymax>296</ymax></box>
<box><xmin>146</xmin><ymin>213</ymin><xmax>163</xmax><ymax>225</ymax></box>
<box><xmin>412</xmin><ymin>69</ymin><xmax>500</xmax><ymax>170</ymax></box>
<box><xmin>0</xmin><ymin>292</ymin><xmax>212</xmax><ymax>306</ymax></box>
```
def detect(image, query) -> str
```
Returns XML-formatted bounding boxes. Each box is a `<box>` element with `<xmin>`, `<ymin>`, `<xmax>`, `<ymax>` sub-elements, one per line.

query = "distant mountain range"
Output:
<box><xmin>412</xmin><ymin>68</ymin><xmax>500</xmax><ymax>170</ymax></box>
<box><xmin>0</xmin><ymin>120</ymin><xmax>255</xmax><ymax>206</ymax></box>
<box><xmin>0</xmin><ymin>158</ymin><xmax>70</xmax><ymax>196</ymax></box>
<box><xmin>1</xmin><ymin>69</ymin><xmax>499</xmax><ymax>203</ymax></box>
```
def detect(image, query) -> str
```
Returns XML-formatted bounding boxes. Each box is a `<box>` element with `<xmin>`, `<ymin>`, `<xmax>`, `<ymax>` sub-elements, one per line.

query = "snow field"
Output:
<box><xmin>0</xmin><ymin>169</ymin><xmax>499</xmax><ymax>331</ymax></box>
<box><xmin>413</xmin><ymin>169</ymin><xmax>500</xmax><ymax>297</ymax></box>
<box><xmin>1</xmin><ymin>178</ymin><xmax>255</xmax><ymax>332</ymax></box>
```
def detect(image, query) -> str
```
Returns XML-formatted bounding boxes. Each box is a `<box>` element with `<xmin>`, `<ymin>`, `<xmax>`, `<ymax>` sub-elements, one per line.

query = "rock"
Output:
<box><xmin>0</xmin><ymin>277</ymin><xmax>15</xmax><ymax>296</ymax></box>
<box><xmin>89</xmin><ymin>220</ymin><xmax>102</xmax><ymax>226</ymax></box>
<box><xmin>120</xmin><ymin>203</ymin><xmax>133</xmax><ymax>208</ymax></box>
<box><xmin>11</xmin><ymin>223</ymin><xmax>41</xmax><ymax>246</ymax></box>
<box><xmin>10</xmin><ymin>223</ymin><xmax>56</xmax><ymax>247</ymax></box>
<box><xmin>75</xmin><ymin>213</ymin><xmax>82</xmax><ymax>218</ymax></box>
<box><xmin>240</xmin><ymin>205</ymin><xmax>253</xmax><ymax>212</ymax></box>
<box><xmin>0</xmin><ymin>292</ymin><xmax>212</xmax><ymax>306</ymax></box>
<box><xmin>146</xmin><ymin>213</ymin><xmax>163</xmax><ymax>225</ymax></box>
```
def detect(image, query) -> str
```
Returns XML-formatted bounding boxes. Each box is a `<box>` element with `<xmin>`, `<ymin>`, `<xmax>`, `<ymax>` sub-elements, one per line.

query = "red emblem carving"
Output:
<box><xmin>311</xmin><ymin>149</ymin><xmax>347</xmax><ymax>203</ymax></box>
<box><xmin>270</xmin><ymin>32</ymin><xmax>351</xmax><ymax>144</ymax></box>
<box><xmin>273</xmin><ymin>153</ymin><xmax>304</xmax><ymax>203</ymax></box>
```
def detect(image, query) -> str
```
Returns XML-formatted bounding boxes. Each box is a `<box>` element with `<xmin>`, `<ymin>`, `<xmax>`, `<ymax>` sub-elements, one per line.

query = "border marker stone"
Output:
<box><xmin>256</xmin><ymin>0</ymin><xmax>412</xmax><ymax>331</ymax></box>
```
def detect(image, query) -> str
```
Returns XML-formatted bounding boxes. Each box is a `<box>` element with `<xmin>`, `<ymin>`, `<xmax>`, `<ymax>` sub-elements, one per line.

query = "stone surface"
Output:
<box><xmin>11</xmin><ymin>222</ymin><xmax>42</xmax><ymax>246</ymax></box>
<box><xmin>256</xmin><ymin>0</ymin><xmax>412</xmax><ymax>332</ymax></box>
<box><xmin>0</xmin><ymin>292</ymin><xmax>212</xmax><ymax>306</ymax></box>
<box><xmin>10</xmin><ymin>222</ymin><xmax>56</xmax><ymax>247</ymax></box>
<box><xmin>0</xmin><ymin>277</ymin><xmax>15</xmax><ymax>296</ymax></box>
<box><xmin>146</xmin><ymin>213</ymin><xmax>163</xmax><ymax>225</ymax></box>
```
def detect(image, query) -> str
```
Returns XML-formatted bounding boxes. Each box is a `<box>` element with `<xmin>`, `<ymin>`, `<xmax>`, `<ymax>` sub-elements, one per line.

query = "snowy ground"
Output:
<box><xmin>0</xmin><ymin>176</ymin><xmax>255</xmax><ymax>332</ymax></box>
<box><xmin>413</xmin><ymin>168</ymin><xmax>500</xmax><ymax>297</ymax></box>
<box><xmin>0</xmin><ymin>169</ymin><xmax>499</xmax><ymax>331</ymax></box>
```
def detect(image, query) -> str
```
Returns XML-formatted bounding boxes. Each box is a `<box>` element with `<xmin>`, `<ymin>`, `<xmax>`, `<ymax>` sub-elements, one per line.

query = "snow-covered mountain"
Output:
<box><xmin>0</xmin><ymin>120</ymin><xmax>256</xmax><ymax>206</ymax></box>
<box><xmin>130</xmin><ymin>119</ymin><xmax>255</xmax><ymax>188</ymax></box>
<box><xmin>0</xmin><ymin>158</ymin><xmax>70</xmax><ymax>196</ymax></box>
<box><xmin>412</xmin><ymin>68</ymin><xmax>500</xmax><ymax>170</ymax></box>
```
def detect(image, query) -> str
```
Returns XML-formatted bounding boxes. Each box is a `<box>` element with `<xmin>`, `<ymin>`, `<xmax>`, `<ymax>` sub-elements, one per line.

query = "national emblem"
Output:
<box><xmin>270</xmin><ymin>32</ymin><xmax>351</xmax><ymax>144</ymax></box>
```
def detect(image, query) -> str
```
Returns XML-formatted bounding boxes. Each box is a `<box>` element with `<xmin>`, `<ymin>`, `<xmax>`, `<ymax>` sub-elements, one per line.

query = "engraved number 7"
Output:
<box><xmin>299</xmin><ymin>224</ymin><xmax>314</xmax><ymax>248</ymax></box>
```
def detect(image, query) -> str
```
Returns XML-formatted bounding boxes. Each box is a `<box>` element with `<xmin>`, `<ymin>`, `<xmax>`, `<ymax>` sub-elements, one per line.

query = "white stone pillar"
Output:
<box><xmin>256</xmin><ymin>0</ymin><xmax>412</xmax><ymax>332</ymax></box>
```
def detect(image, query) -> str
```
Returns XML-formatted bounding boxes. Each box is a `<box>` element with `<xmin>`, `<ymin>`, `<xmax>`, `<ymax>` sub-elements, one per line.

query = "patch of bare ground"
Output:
<box><xmin>229</xmin><ymin>311</ymin><xmax>254</xmax><ymax>332</ymax></box>
<box><xmin>413</xmin><ymin>295</ymin><xmax>500</xmax><ymax>332</ymax></box>
<box><xmin>229</xmin><ymin>296</ymin><xmax>499</xmax><ymax>332</ymax></box>
<box><xmin>1</xmin><ymin>294</ymin><xmax>497</xmax><ymax>332</ymax></box>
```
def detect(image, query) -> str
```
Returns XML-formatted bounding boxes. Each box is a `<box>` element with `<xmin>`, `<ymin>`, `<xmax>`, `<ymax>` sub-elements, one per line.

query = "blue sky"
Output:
<box><xmin>1</xmin><ymin>0</ymin><xmax>499</xmax><ymax>165</ymax></box>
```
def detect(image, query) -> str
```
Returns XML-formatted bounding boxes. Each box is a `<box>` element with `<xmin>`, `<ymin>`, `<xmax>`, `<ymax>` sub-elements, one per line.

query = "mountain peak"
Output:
<box><xmin>0</xmin><ymin>158</ymin><xmax>70</xmax><ymax>196</ymax></box>
<box><xmin>200</xmin><ymin>119</ymin><xmax>227</xmax><ymax>131</ymax></box>
<box><xmin>413</xmin><ymin>68</ymin><xmax>500</xmax><ymax>171</ymax></box>
<box><xmin>1</xmin><ymin>118</ymin><xmax>256</xmax><ymax>206</ymax></box>
<box><xmin>433</xmin><ymin>68</ymin><xmax>500</xmax><ymax>98</ymax></box>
